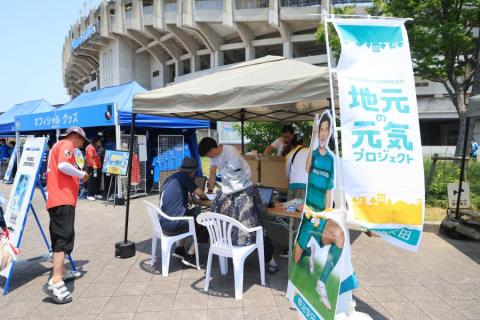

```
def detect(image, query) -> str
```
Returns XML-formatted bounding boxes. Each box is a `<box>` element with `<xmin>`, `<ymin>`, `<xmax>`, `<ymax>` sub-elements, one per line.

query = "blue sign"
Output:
<box><xmin>71</xmin><ymin>25</ymin><xmax>96</xmax><ymax>50</ymax></box>
<box><xmin>15</xmin><ymin>103</ymin><xmax>115</xmax><ymax>132</ymax></box>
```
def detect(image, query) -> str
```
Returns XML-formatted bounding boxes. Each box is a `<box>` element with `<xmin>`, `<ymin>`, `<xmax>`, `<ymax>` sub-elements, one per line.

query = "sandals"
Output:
<box><xmin>63</xmin><ymin>269</ymin><xmax>82</xmax><ymax>282</ymax></box>
<box><xmin>267</xmin><ymin>263</ymin><xmax>280</xmax><ymax>275</ymax></box>
<box><xmin>43</xmin><ymin>279</ymin><xmax>73</xmax><ymax>304</ymax></box>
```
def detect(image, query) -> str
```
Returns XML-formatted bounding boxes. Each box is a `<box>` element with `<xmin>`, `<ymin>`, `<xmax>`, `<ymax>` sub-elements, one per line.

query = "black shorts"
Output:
<box><xmin>48</xmin><ymin>205</ymin><xmax>75</xmax><ymax>255</ymax></box>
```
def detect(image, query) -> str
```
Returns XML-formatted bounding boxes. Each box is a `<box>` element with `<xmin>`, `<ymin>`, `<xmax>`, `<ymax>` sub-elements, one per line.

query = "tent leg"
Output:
<box><xmin>241</xmin><ymin>109</ymin><xmax>245</xmax><ymax>155</ymax></box>
<box><xmin>455</xmin><ymin>116</ymin><xmax>470</xmax><ymax>220</ymax></box>
<box><xmin>115</xmin><ymin>113</ymin><xmax>136</xmax><ymax>259</ymax></box>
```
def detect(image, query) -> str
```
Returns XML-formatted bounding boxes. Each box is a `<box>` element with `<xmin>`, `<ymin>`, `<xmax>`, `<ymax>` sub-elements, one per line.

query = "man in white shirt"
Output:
<box><xmin>199</xmin><ymin>138</ymin><xmax>252</xmax><ymax>194</ymax></box>
<box><xmin>263</xmin><ymin>125</ymin><xmax>295</xmax><ymax>156</ymax></box>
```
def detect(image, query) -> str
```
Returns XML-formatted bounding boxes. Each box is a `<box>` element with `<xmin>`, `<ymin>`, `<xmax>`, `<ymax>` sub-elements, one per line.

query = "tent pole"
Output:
<box><xmin>455</xmin><ymin>116</ymin><xmax>470</xmax><ymax>220</ymax></box>
<box><xmin>115</xmin><ymin>113</ymin><xmax>137</xmax><ymax>259</ymax></box>
<box><xmin>15</xmin><ymin>131</ymin><xmax>20</xmax><ymax>166</ymax></box>
<box><xmin>114</xmin><ymin>103</ymin><xmax>123</xmax><ymax>199</ymax></box>
<box><xmin>241</xmin><ymin>109</ymin><xmax>245</xmax><ymax>154</ymax></box>
<box><xmin>56</xmin><ymin>129</ymin><xmax>60</xmax><ymax>142</ymax></box>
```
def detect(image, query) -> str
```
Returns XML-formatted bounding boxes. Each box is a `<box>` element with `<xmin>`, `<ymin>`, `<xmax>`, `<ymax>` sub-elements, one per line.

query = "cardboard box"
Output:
<box><xmin>242</xmin><ymin>155</ymin><xmax>260</xmax><ymax>184</ymax></box>
<box><xmin>259</xmin><ymin>156</ymin><xmax>288</xmax><ymax>191</ymax></box>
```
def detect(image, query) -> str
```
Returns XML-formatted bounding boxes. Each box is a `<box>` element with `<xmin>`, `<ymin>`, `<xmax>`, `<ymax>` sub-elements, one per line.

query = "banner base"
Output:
<box><xmin>115</xmin><ymin>240</ymin><xmax>136</xmax><ymax>258</ymax></box>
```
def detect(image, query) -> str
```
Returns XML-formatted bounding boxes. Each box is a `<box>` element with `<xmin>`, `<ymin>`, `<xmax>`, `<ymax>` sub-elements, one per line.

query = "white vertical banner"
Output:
<box><xmin>332</xmin><ymin>18</ymin><xmax>425</xmax><ymax>251</ymax></box>
<box><xmin>0</xmin><ymin>137</ymin><xmax>47</xmax><ymax>277</ymax></box>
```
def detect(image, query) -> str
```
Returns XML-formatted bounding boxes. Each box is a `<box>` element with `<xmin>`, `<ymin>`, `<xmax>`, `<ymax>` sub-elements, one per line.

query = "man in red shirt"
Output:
<box><xmin>43</xmin><ymin>126</ymin><xmax>89</xmax><ymax>304</ymax></box>
<box><xmin>85</xmin><ymin>136</ymin><xmax>102</xmax><ymax>201</ymax></box>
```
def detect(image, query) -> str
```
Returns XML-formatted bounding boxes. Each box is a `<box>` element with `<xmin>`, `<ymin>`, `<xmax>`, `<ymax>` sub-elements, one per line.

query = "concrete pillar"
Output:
<box><xmin>211</xmin><ymin>50</ymin><xmax>224</xmax><ymax>67</ymax></box>
<box><xmin>283</xmin><ymin>41</ymin><xmax>293</xmax><ymax>58</ymax></box>
<box><xmin>191</xmin><ymin>53</ymin><xmax>201</xmax><ymax>72</ymax></box>
<box><xmin>245</xmin><ymin>45</ymin><xmax>255</xmax><ymax>61</ymax></box>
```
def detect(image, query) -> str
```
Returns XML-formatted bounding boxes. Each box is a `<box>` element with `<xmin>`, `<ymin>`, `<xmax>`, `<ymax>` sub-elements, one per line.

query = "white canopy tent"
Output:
<box><xmin>119</xmin><ymin>56</ymin><xmax>334</xmax><ymax>260</ymax></box>
<box><xmin>133</xmin><ymin>55</ymin><xmax>332</xmax><ymax>122</ymax></box>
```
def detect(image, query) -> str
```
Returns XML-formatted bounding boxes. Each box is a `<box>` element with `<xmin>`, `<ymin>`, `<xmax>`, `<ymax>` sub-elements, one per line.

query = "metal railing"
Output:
<box><xmin>281</xmin><ymin>0</ymin><xmax>321</xmax><ymax>6</ymax></box>
<box><xmin>235</xmin><ymin>0</ymin><xmax>268</xmax><ymax>9</ymax></box>
<box><xmin>195</xmin><ymin>0</ymin><xmax>224</xmax><ymax>11</ymax></box>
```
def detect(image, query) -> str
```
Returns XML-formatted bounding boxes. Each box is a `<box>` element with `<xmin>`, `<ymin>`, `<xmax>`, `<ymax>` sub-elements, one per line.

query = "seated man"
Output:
<box><xmin>159</xmin><ymin>157</ymin><xmax>208</xmax><ymax>268</ymax></box>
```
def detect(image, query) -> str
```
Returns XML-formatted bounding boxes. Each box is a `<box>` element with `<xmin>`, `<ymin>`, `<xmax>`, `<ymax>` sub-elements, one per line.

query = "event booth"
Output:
<box><xmin>14</xmin><ymin>82</ymin><xmax>209</xmax><ymax>199</ymax></box>
<box><xmin>0</xmin><ymin>99</ymin><xmax>54</xmax><ymax>135</ymax></box>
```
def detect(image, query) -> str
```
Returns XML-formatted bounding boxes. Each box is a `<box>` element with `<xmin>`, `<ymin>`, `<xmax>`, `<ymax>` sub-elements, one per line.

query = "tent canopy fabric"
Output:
<box><xmin>467</xmin><ymin>95</ymin><xmax>480</xmax><ymax>118</ymax></box>
<box><xmin>61</xmin><ymin>81</ymin><xmax>145</xmax><ymax>113</ymax></box>
<box><xmin>133</xmin><ymin>56</ymin><xmax>332</xmax><ymax>122</ymax></box>
<box><xmin>0</xmin><ymin>99</ymin><xmax>53</xmax><ymax>133</ymax></box>
<box><xmin>60</xmin><ymin>81</ymin><xmax>209</xmax><ymax>129</ymax></box>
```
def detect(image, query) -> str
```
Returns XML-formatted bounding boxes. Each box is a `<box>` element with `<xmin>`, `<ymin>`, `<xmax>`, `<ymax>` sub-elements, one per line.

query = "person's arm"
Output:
<box><xmin>263</xmin><ymin>144</ymin><xmax>274</xmax><ymax>156</ymax></box>
<box><xmin>193</xmin><ymin>188</ymin><xmax>206</xmax><ymax>198</ymax></box>
<box><xmin>305</xmin><ymin>124</ymin><xmax>319</xmax><ymax>172</ymax></box>
<box><xmin>207</xmin><ymin>166</ymin><xmax>217</xmax><ymax>192</ymax></box>
<box><xmin>58</xmin><ymin>162</ymin><xmax>89</xmax><ymax>182</ymax></box>
<box><xmin>325</xmin><ymin>190</ymin><xmax>332</xmax><ymax>209</ymax></box>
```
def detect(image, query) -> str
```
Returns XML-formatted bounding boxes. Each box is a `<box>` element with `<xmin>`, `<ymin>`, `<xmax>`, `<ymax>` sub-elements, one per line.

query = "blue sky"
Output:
<box><xmin>0</xmin><ymin>0</ymin><xmax>101</xmax><ymax>112</ymax></box>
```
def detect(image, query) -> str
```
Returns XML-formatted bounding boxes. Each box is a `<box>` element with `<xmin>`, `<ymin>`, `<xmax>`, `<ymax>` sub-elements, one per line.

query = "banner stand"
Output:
<box><xmin>2</xmin><ymin>142</ymin><xmax>78</xmax><ymax>295</ymax></box>
<box><xmin>104</xmin><ymin>173</ymin><xmax>119</xmax><ymax>207</ymax></box>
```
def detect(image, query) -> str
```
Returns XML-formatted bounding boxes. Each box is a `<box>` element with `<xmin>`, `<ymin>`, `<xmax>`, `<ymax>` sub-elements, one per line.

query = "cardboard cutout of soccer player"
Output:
<box><xmin>288</xmin><ymin>111</ymin><xmax>346</xmax><ymax>320</ymax></box>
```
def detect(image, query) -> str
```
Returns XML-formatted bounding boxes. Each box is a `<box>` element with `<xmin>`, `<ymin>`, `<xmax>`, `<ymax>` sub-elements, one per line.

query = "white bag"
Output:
<box><xmin>0</xmin><ymin>231</ymin><xmax>15</xmax><ymax>272</ymax></box>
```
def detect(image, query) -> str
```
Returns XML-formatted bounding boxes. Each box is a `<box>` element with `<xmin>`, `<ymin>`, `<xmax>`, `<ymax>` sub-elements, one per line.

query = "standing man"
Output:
<box><xmin>43</xmin><ymin>126</ymin><xmax>89</xmax><ymax>304</ymax></box>
<box><xmin>471</xmin><ymin>138</ymin><xmax>478</xmax><ymax>160</ymax></box>
<box><xmin>86</xmin><ymin>137</ymin><xmax>103</xmax><ymax>201</ymax></box>
<box><xmin>263</xmin><ymin>124</ymin><xmax>295</xmax><ymax>156</ymax></box>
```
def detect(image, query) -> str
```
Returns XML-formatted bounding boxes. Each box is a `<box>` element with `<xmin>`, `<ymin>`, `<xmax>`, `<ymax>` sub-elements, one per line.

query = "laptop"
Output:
<box><xmin>194</xmin><ymin>176</ymin><xmax>207</xmax><ymax>191</ymax></box>
<box><xmin>257</xmin><ymin>186</ymin><xmax>275</xmax><ymax>207</ymax></box>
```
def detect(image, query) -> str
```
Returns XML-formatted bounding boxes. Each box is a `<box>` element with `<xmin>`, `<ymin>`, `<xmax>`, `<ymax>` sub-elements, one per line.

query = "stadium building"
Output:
<box><xmin>62</xmin><ymin>0</ymin><xmax>476</xmax><ymax>154</ymax></box>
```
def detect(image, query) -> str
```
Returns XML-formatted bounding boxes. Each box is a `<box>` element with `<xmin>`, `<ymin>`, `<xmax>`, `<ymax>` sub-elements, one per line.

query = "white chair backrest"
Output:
<box><xmin>144</xmin><ymin>200</ymin><xmax>163</xmax><ymax>234</ymax></box>
<box><xmin>197</xmin><ymin>212</ymin><xmax>246</xmax><ymax>249</ymax></box>
<box><xmin>144</xmin><ymin>199</ymin><xmax>179</xmax><ymax>235</ymax></box>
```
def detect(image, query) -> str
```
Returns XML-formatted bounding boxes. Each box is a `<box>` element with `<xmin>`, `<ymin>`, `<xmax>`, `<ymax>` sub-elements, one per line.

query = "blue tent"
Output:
<box><xmin>0</xmin><ymin>99</ymin><xmax>53</xmax><ymax>133</ymax></box>
<box><xmin>60</xmin><ymin>81</ymin><xmax>209</xmax><ymax>129</ymax></box>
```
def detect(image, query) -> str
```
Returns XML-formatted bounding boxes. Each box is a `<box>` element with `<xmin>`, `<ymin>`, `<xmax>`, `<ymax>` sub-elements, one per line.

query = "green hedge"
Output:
<box><xmin>425</xmin><ymin>158</ymin><xmax>480</xmax><ymax>209</ymax></box>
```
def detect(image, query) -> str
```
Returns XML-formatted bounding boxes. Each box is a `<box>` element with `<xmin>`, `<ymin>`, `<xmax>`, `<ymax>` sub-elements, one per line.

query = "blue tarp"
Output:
<box><xmin>0</xmin><ymin>99</ymin><xmax>53</xmax><ymax>133</ymax></box>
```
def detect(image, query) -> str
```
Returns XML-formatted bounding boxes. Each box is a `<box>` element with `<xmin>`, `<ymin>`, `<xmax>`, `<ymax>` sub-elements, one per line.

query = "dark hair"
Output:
<box><xmin>198</xmin><ymin>137</ymin><xmax>218</xmax><ymax>156</ymax></box>
<box><xmin>281</xmin><ymin>124</ymin><xmax>295</xmax><ymax>135</ymax></box>
<box><xmin>319</xmin><ymin>113</ymin><xmax>331</xmax><ymax>129</ymax></box>
<box><xmin>282</xmin><ymin>134</ymin><xmax>304</xmax><ymax>156</ymax></box>
<box><xmin>91</xmin><ymin>136</ymin><xmax>101</xmax><ymax>144</ymax></box>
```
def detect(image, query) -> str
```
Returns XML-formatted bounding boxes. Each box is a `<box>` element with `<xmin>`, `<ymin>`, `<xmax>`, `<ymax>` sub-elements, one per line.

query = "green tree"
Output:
<box><xmin>233</xmin><ymin>121</ymin><xmax>313</xmax><ymax>153</ymax></box>
<box><xmin>367</xmin><ymin>0</ymin><xmax>480</xmax><ymax>156</ymax></box>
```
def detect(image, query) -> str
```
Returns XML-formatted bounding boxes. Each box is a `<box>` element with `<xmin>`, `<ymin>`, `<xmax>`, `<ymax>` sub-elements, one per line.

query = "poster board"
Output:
<box><xmin>0</xmin><ymin>137</ymin><xmax>47</xmax><ymax>278</ymax></box>
<box><xmin>138</xmin><ymin>135</ymin><xmax>147</xmax><ymax>162</ymax></box>
<box><xmin>102</xmin><ymin>150</ymin><xmax>129</xmax><ymax>176</ymax></box>
<box><xmin>447</xmin><ymin>183</ymin><xmax>471</xmax><ymax>209</ymax></box>
<box><xmin>287</xmin><ymin>112</ymin><xmax>352</xmax><ymax>320</ymax></box>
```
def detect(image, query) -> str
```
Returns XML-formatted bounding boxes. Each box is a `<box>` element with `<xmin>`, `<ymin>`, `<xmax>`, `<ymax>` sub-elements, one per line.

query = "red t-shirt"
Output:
<box><xmin>46</xmin><ymin>140</ymin><xmax>80</xmax><ymax>209</ymax></box>
<box><xmin>85</xmin><ymin>144</ymin><xmax>101</xmax><ymax>168</ymax></box>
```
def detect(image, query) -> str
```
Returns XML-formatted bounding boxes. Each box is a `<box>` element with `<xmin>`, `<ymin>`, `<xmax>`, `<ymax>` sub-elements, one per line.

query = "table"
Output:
<box><xmin>265</xmin><ymin>204</ymin><xmax>302</xmax><ymax>269</ymax></box>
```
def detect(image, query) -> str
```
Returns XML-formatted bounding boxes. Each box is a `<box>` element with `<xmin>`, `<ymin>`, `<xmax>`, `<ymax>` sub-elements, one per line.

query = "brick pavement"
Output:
<box><xmin>0</xmin><ymin>185</ymin><xmax>479</xmax><ymax>320</ymax></box>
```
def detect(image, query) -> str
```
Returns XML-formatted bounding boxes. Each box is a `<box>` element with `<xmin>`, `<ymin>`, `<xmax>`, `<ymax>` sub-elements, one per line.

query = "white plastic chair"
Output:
<box><xmin>196</xmin><ymin>212</ymin><xmax>265</xmax><ymax>300</ymax></box>
<box><xmin>143</xmin><ymin>200</ymin><xmax>200</xmax><ymax>276</ymax></box>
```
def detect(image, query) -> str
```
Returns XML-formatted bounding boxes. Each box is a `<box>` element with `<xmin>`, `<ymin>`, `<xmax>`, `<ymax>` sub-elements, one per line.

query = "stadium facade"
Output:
<box><xmin>62</xmin><ymin>0</ymin><xmax>477</xmax><ymax>154</ymax></box>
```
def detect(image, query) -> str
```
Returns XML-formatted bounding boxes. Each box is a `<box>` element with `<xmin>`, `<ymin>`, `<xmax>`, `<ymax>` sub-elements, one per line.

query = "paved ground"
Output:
<box><xmin>0</xmin><ymin>184</ymin><xmax>479</xmax><ymax>320</ymax></box>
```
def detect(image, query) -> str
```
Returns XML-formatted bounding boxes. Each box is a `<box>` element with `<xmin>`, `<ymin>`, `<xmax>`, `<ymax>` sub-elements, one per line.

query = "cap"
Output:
<box><xmin>59</xmin><ymin>126</ymin><xmax>90</xmax><ymax>144</ymax></box>
<box><xmin>180</xmin><ymin>157</ymin><xmax>197</xmax><ymax>173</ymax></box>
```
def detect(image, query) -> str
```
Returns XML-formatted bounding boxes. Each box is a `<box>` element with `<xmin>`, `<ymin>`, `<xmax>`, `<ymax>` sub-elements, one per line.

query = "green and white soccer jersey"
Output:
<box><xmin>306</xmin><ymin>149</ymin><xmax>334</xmax><ymax>212</ymax></box>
